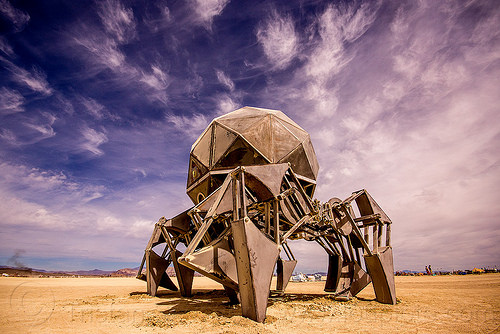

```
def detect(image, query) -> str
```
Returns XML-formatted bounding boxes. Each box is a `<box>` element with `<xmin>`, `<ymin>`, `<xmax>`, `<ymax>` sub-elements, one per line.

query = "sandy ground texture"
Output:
<box><xmin>0</xmin><ymin>274</ymin><xmax>499</xmax><ymax>333</ymax></box>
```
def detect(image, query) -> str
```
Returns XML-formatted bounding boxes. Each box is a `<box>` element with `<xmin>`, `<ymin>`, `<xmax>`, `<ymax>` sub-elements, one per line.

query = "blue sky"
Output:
<box><xmin>0</xmin><ymin>0</ymin><xmax>499</xmax><ymax>272</ymax></box>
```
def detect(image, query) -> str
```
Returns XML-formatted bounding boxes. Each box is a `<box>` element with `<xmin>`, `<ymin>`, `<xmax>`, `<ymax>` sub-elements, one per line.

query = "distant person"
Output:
<box><xmin>428</xmin><ymin>265</ymin><xmax>433</xmax><ymax>276</ymax></box>
<box><xmin>425</xmin><ymin>266</ymin><xmax>430</xmax><ymax>275</ymax></box>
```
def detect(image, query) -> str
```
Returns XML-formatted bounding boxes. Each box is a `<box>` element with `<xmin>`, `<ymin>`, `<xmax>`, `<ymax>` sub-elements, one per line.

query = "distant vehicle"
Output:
<box><xmin>291</xmin><ymin>273</ymin><xmax>307</xmax><ymax>282</ymax></box>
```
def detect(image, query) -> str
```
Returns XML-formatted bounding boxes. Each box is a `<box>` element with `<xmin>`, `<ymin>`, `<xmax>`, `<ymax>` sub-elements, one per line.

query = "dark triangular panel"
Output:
<box><xmin>243</xmin><ymin>163</ymin><xmax>289</xmax><ymax>198</ymax></box>
<box><xmin>214</xmin><ymin>137</ymin><xmax>267</xmax><ymax>169</ymax></box>
<box><xmin>302</xmin><ymin>138</ymin><xmax>319</xmax><ymax>179</ymax></box>
<box><xmin>349</xmin><ymin>262</ymin><xmax>371</xmax><ymax>296</ymax></box>
<box><xmin>325</xmin><ymin>254</ymin><xmax>342</xmax><ymax>292</ymax></box>
<box><xmin>146</xmin><ymin>250</ymin><xmax>177</xmax><ymax>296</ymax></box>
<box><xmin>279</xmin><ymin>144</ymin><xmax>316</xmax><ymax>180</ymax></box>
<box><xmin>212</xmin><ymin>123</ymin><xmax>238</xmax><ymax>167</ymax></box>
<box><xmin>276</xmin><ymin>258</ymin><xmax>297</xmax><ymax>292</ymax></box>
<box><xmin>187</xmin><ymin>154</ymin><xmax>209</xmax><ymax>188</ymax></box>
<box><xmin>172</xmin><ymin>250</ymin><xmax>195</xmax><ymax>297</ymax></box>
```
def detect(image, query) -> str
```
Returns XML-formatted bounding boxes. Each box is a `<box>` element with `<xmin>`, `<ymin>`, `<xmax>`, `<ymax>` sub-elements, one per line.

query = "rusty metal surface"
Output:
<box><xmin>137</xmin><ymin>107</ymin><xmax>396</xmax><ymax>322</ymax></box>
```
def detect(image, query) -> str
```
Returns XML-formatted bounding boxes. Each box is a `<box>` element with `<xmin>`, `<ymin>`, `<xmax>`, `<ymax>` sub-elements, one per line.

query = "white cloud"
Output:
<box><xmin>256</xmin><ymin>10</ymin><xmax>298</xmax><ymax>70</ymax></box>
<box><xmin>166</xmin><ymin>112</ymin><xmax>209</xmax><ymax>139</ymax></box>
<box><xmin>1</xmin><ymin>60</ymin><xmax>53</xmax><ymax>95</ymax></box>
<box><xmin>80</xmin><ymin>126</ymin><xmax>108</xmax><ymax>156</ymax></box>
<box><xmin>70</xmin><ymin>24</ymin><xmax>169</xmax><ymax>105</ymax></box>
<box><xmin>0</xmin><ymin>193</ymin><xmax>64</xmax><ymax>230</ymax></box>
<box><xmin>0</xmin><ymin>87</ymin><xmax>24</xmax><ymax>114</ymax></box>
<box><xmin>313</xmin><ymin>2</ymin><xmax>500</xmax><ymax>270</ymax></box>
<box><xmin>97</xmin><ymin>0</ymin><xmax>136</xmax><ymax>43</ymax></box>
<box><xmin>216</xmin><ymin>93</ymin><xmax>239</xmax><ymax>115</ymax></box>
<box><xmin>80</xmin><ymin>96</ymin><xmax>106</xmax><ymax>119</ymax></box>
<box><xmin>127</xmin><ymin>219</ymin><xmax>154</xmax><ymax>238</ymax></box>
<box><xmin>342</xmin><ymin>2</ymin><xmax>379</xmax><ymax>43</ymax></box>
<box><xmin>300</xmin><ymin>3</ymin><xmax>378</xmax><ymax>118</ymax></box>
<box><xmin>0</xmin><ymin>0</ymin><xmax>30</xmax><ymax>31</ymax></box>
<box><xmin>73</xmin><ymin>34</ymin><xmax>126</xmax><ymax>70</ymax></box>
<box><xmin>140</xmin><ymin>65</ymin><xmax>169</xmax><ymax>90</ymax></box>
<box><xmin>1</xmin><ymin>162</ymin><xmax>65</xmax><ymax>186</ymax></box>
<box><xmin>55</xmin><ymin>94</ymin><xmax>75</xmax><ymax>114</ymax></box>
<box><xmin>1</xmin><ymin>112</ymin><xmax>57</xmax><ymax>145</ymax></box>
<box><xmin>0</xmin><ymin>128</ymin><xmax>16</xmax><ymax>143</ymax></box>
<box><xmin>0</xmin><ymin>36</ymin><xmax>14</xmax><ymax>56</ymax></box>
<box><xmin>133</xmin><ymin>168</ymin><xmax>147</xmax><ymax>177</ymax></box>
<box><xmin>139</xmin><ymin>65</ymin><xmax>169</xmax><ymax>105</ymax></box>
<box><xmin>215</xmin><ymin>69</ymin><xmax>234</xmax><ymax>91</ymax></box>
<box><xmin>190</xmin><ymin>0</ymin><xmax>230</xmax><ymax>29</ymax></box>
<box><xmin>24</xmin><ymin>121</ymin><xmax>56</xmax><ymax>140</ymax></box>
<box><xmin>0</xmin><ymin>162</ymin><xmax>106</xmax><ymax>208</ymax></box>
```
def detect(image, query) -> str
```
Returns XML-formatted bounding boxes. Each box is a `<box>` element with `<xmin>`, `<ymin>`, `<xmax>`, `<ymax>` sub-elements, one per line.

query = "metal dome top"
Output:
<box><xmin>187</xmin><ymin>106</ymin><xmax>319</xmax><ymax>203</ymax></box>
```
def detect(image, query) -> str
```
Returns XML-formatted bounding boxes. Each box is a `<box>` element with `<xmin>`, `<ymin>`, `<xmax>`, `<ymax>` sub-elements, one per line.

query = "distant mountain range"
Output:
<box><xmin>0</xmin><ymin>265</ymin><xmax>141</xmax><ymax>277</ymax></box>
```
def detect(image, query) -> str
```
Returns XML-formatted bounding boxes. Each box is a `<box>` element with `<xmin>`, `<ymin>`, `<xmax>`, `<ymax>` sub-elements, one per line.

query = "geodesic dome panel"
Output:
<box><xmin>187</xmin><ymin>106</ymin><xmax>319</xmax><ymax>203</ymax></box>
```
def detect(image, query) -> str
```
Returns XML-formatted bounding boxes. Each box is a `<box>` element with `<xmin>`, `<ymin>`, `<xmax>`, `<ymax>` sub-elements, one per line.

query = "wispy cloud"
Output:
<box><xmin>0</xmin><ymin>111</ymin><xmax>57</xmax><ymax>145</ymax></box>
<box><xmin>97</xmin><ymin>0</ymin><xmax>136</xmax><ymax>44</ymax></box>
<box><xmin>215</xmin><ymin>69</ymin><xmax>234</xmax><ymax>91</ymax></box>
<box><xmin>303</xmin><ymin>3</ymin><xmax>378</xmax><ymax>118</ymax></box>
<box><xmin>0</xmin><ymin>0</ymin><xmax>30</xmax><ymax>32</ymax></box>
<box><xmin>166</xmin><ymin>112</ymin><xmax>209</xmax><ymax>139</ymax></box>
<box><xmin>0</xmin><ymin>36</ymin><xmax>14</xmax><ymax>56</ymax></box>
<box><xmin>80</xmin><ymin>96</ymin><xmax>106</xmax><ymax>120</ymax></box>
<box><xmin>80</xmin><ymin>126</ymin><xmax>108</xmax><ymax>156</ymax></box>
<box><xmin>0</xmin><ymin>87</ymin><xmax>24</xmax><ymax>114</ymax></box>
<box><xmin>0</xmin><ymin>162</ymin><xmax>106</xmax><ymax>212</ymax></box>
<box><xmin>1</xmin><ymin>59</ymin><xmax>53</xmax><ymax>95</ymax></box>
<box><xmin>24</xmin><ymin>115</ymin><xmax>56</xmax><ymax>140</ymax></box>
<box><xmin>215</xmin><ymin>93</ymin><xmax>239</xmax><ymax>115</ymax></box>
<box><xmin>256</xmin><ymin>10</ymin><xmax>298</xmax><ymax>70</ymax></box>
<box><xmin>142</xmin><ymin>1</ymin><xmax>172</xmax><ymax>33</ymax></box>
<box><xmin>55</xmin><ymin>94</ymin><xmax>75</xmax><ymax>115</ymax></box>
<box><xmin>190</xmin><ymin>0</ymin><xmax>230</xmax><ymax>29</ymax></box>
<box><xmin>140</xmin><ymin>65</ymin><xmax>168</xmax><ymax>89</ymax></box>
<box><xmin>73</xmin><ymin>33</ymin><xmax>127</xmax><ymax>71</ymax></box>
<box><xmin>68</xmin><ymin>16</ymin><xmax>169</xmax><ymax>105</ymax></box>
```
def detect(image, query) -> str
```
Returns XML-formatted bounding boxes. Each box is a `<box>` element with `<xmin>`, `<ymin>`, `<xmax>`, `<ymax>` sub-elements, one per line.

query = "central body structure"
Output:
<box><xmin>138</xmin><ymin>107</ymin><xmax>396</xmax><ymax>322</ymax></box>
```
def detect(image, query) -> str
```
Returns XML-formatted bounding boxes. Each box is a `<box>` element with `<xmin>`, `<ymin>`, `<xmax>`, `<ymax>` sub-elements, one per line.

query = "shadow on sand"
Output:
<box><xmin>129</xmin><ymin>289</ymin><xmax>360</xmax><ymax>318</ymax></box>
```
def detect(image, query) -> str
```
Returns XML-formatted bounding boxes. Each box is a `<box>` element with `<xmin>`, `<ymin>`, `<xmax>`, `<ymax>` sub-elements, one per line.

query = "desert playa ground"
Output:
<box><xmin>1</xmin><ymin>274</ymin><xmax>499</xmax><ymax>333</ymax></box>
